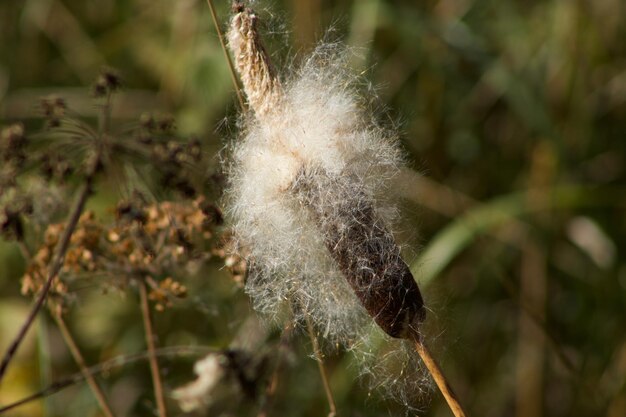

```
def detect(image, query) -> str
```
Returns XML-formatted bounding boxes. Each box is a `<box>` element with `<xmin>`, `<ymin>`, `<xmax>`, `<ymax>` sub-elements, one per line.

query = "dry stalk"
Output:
<box><xmin>413</xmin><ymin>339</ymin><xmax>467</xmax><ymax>417</ymax></box>
<box><xmin>205</xmin><ymin>0</ymin><xmax>246</xmax><ymax>111</ymax></box>
<box><xmin>139</xmin><ymin>279</ymin><xmax>168</xmax><ymax>417</ymax></box>
<box><xmin>0</xmin><ymin>80</ymin><xmax>116</xmax><ymax>385</ymax></box>
<box><xmin>17</xmin><ymin>241</ymin><xmax>32</xmax><ymax>260</ymax></box>
<box><xmin>0</xmin><ymin>167</ymin><xmax>96</xmax><ymax>384</ymax></box>
<box><xmin>53</xmin><ymin>310</ymin><xmax>115</xmax><ymax>417</ymax></box>
<box><xmin>305</xmin><ymin>315</ymin><xmax>337</xmax><ymax>417</ymax></box>
<box><xmin>0</xmin><ymin>346</ymin><xmax>215</xmax><ymax>415</ymax></box>
<box><xmin>515</xmin><ymin>242</ymin><xmax>546</xmax><ymax>417</ymax></box>
<box><xmin>256</xmin><ymin>321</ymin><xmax>294</xmax><ymax>417</ymax></box>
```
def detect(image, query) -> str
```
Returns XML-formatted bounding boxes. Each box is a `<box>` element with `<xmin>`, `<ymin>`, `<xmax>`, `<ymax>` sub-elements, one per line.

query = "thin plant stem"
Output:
<box><xmin>256</xmin><ymin>366</ymin><xmax>279</xmax><ymax>417</ymax></box>
<box><xmin>100</xmin><ymin>91</ymin><xmax>112</xmax><ymax>136</ymax></box>
<box><xmin>403</xmin><ymin>169</ymin><xmax>583</xmax><ymax>382</ymax></box>
<box><xmin>138</xmin><ymin>279</ymin><xmax>168</xmax><ymax>417</ymax></box>
<box><xmin>494</xmin><ymin>267</ymin><xmax>579</xmax><ymax>375</ymax></box>
<box><xmin>305</xmin><ymin>316</ymin><xmax>337</xmax><ymax>417</ymax></box>
<box><xmin>515</xmin><ymin>242</ymin><xmax>546</xmax><ymax>417</ymax></box>
<box><xmin>0</xmin><ymin>346</ymin><xmax>215</xmax><ymax>415</ymax></box>
<box><xmin>53</xmin><ymin>311</ymin><xmax>116</xmax><ymax>417</ymax></box>
<box><xmin>37</xmin><ymin>316</ymin><xmax>53</xmax><ymax>417</ymax></box>
<box><xmin>17</xmin><ymin>241</ymin><xmax>31</xmax><ymax>260</ymax></box>
<box><xmin>413</xmin><ymin>339</ymin><xmax>467</xmax><ymax>417</ymax></box>
<box><xmin>257</xmin><ymin>321</ymin><xmax>294</xmax><ymax>417</ymax></box>
<box><xmin>206</xmin><ymin>0</ymin><xmax>246</xmax><ymax>111</ymax></box>
<box><xmin>0</xmin><ymin>171</ymin><xmax>96</xmax><ymax>384</ymax></box>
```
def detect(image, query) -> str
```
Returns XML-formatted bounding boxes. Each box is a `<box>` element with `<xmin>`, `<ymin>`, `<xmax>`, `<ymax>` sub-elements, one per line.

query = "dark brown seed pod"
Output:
<box><xmin>291</xmin><ymin>168</ymin><xmax>425</xmax><ymax>339</ymax></box>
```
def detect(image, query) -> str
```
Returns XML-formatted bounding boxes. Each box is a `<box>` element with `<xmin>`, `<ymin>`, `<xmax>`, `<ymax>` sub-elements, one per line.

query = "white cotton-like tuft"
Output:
<box><xmin>172</xmin><ymin>354</ymin><xmax>225</xmax><ymax>412</ymax></box>
<box><xmin>226</xmin><ymin>47</ymin><xmax>403</xmax><ymax>341</ymax></box>
<box><xmin>224</xmin><ymin>5</ymin><xmax>430</xmax><ymax>407</ymax></box>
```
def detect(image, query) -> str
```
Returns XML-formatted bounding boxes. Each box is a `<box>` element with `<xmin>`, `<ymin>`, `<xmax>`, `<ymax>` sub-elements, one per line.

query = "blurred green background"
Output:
<box><xmin>1</xmin><ymin>0</ymin><xmax>625</xmax><ymax>416</ymax></box>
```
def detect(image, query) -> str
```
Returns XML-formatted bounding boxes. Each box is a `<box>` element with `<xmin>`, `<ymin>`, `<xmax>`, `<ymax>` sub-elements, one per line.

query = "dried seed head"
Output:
<box><xmin>1</xmin><ymin>123</ymin><xmax>28</xmax><ymax>166</ymax></box>
<box><xmin>226</xmin><ymin>5</ymin><xmax>423</xmax><ymax>342</ymax></box>
<box><xmin>224</xmin><ymin>2</ymin><xmax>430</xmax><ymax>405</ymax></box>
<box><xmin>93</xmin><ymin>68</ymin><xmax>122</xmax><ymax>97</ymax></box>
<box><xmin>40</xmin><ymin>96</ymin><xmax>66</xmax><ymax>127</ymax></box>
<box><xmin>291</xmin><ymin>168</ymin><xmax>425</xmax><ymax>339</ymax></box>
<box><xmin>0</xmin><ymin>208</ymin><xmax>24</xmax><ymax>241</ymax></box>
<box><xmin>228</xmin><ymin>5</ymin><xmax>282</xmax><ymax>119</ymax></box>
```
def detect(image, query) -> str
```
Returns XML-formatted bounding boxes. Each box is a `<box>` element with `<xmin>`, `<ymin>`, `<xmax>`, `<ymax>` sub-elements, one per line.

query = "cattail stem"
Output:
<box><xmin>413</xmin><ymin>339</ymin><xmax>467</xmax><ymax>417</ymax></box>
<box><xmin>305</xmin><ymin>315</ymin><xmax>337</xmax><ymax>417</ymax></box>
<box><xmin>206</xmin><ymin>0</ymin><xmax>246</xmax><ymax>111</ymax></box>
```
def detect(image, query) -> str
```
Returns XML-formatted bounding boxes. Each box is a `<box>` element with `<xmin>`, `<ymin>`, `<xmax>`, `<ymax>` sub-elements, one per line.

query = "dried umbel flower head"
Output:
<box><xmin>225</xmin><ymin>2</ymin><xmax>430</xmax><ymax>404</ymax></box>
<box><xmin>40</xmin><ymin>95</ymin><xmax>66</xmax><ymax>127</ymax></box>
<box><xmin>93</xmin><ymin>67</ymin><xmax>122</xmax><ymax>98</ymax></box>
<box><xmin>1</xmin><ymin>123</ymin><xmax>28</xmax><ymax>166</ymax></box>
<box><xmin>21</xmin><ymin>198</ymin><xmax>217</xmax><ymax>312</ymax></box>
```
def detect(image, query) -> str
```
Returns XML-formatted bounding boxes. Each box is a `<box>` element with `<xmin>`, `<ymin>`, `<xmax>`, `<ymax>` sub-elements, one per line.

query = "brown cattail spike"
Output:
<box><xmin>228</xmin><ymin>3</ymin><xmax>283</xmax><ymax>119</ymax></box>
<box><xmin>291</xmin><ymin>168</ymin><xmax>426</xmax><ymax>339</ymax></box>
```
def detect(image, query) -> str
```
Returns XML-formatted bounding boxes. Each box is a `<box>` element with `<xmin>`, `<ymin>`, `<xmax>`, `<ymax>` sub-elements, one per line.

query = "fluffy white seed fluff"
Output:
<box><xmin>224</xmin><ymin>5</ymin><xmax>430</xmax><ymax>406</ymax></box>
<box><xmin>226</xmin><ymin>47</ymin><xmax>405</xmax><ymax>341</ymax></box>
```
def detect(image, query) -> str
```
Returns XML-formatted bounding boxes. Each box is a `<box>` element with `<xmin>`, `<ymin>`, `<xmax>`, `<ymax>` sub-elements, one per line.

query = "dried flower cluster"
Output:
<box><xmin>224</xmin><ymin>3</ymin><xmax>430</xmax><ymax>404</ymax></box>
<box><xmin>1</xmin><ymin>69</ymin><xmax>260</xmax><ymax>417</ymax></box>
<box><xmin>1</xmin><ymin>67</ymin><xmax>217</xmax><ymax>250</ymax></box>
<box><xmin>0</xmin><ymin>120</ymin><xmax>70</xmax><ymax>239</ymax></box>
<box><xmin>93</xmin><ymin>68</ymin><xmax>122</xmax><ymax>98</ymax></box>
<box><xmin>1</xmin><ymin>123</ymin><xmax>28</xmax><ymax>168</ymax></box>
<box><xmin>20</xmin><ymin>197</ymin><xmax>225</xmax><ymax>312</ymax></box>
<box><xmin>40</xmin><ymin>95</ymin><xmax>67</xmax><ymax>128</ymax></box>
<box><xmin>0</xmin><ymin>124</ymin><xmax>29</xmax><ymax>240</ymax></box>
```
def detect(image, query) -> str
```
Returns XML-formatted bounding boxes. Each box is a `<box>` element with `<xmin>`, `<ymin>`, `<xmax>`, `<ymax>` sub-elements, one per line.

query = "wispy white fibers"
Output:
<box><xmin>224</xmin><ymin>3</ymin><xmax>430</xmax><ymax>407</ymax></box>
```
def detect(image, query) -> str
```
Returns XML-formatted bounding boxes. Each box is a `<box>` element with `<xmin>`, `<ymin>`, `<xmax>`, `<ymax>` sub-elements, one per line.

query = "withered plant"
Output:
<box><xmin>0</xmin><ymin>69</ymin><xmax>234</xmax><ymax>417</ymax></box>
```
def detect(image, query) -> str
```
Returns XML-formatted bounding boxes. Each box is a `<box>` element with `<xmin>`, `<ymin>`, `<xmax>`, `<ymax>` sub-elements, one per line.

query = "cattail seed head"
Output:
<box><xmin>224</xmin><ymin>1</ymin><xmax>430</xmax><ymax>405</ymax></box>
<box><xmin>226</xmin><ymin>1</ymin><xmax>425</xmax><ymax>342</ymax></box>
<box><xmin>290</xmin><ymin>168</ymin><xmax>425</xmax><ymax>339</ymax></box>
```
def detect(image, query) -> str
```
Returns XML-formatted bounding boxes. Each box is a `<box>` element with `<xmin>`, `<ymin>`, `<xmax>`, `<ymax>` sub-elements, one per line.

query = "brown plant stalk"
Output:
<box><xmin>0</xmin><ymin>346</ymin><xmax>215</xmax><ymax>415</ymax></box>
<box><xmin>206</xmin><ymin>0</ymin><xmax>246</xmax><ymax>111</ymax></box>
<box><xmin>256</xmin><ymin>321</ymin><xmax>293</xmax><ymax>417</ymax></box>
<box><xmin>139</xmin><ymin>279</ymin><xmax>168</xmax><ymax>417</ymax></box>
<box><xmin>0</xmin><ymin>78</ymin><xmax>117</xmax><ymax>386</ymax></box>
<box><xmin>53</xmin><ymin>310</ymin><xmax>116</xmax><ymax>417</ymax></box>
<box><xmin>306</xmin><ymin>316</ymin><xmax>337</xmax><ymax>417</ymax></box>
<box><xmin>0</xmin><ymin>166</ymin><xmax>97</xmax><ymax>384</ymax></box>
<box><xmin>413</xmin><ymin>339</ymin><xmax>467</xmax><ymax>417</ymax></box>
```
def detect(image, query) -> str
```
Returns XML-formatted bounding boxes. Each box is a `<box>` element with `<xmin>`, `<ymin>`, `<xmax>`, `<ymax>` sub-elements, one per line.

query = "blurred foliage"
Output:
<box><xmin>1</xmin><ymin>0</ymin><xmax>625</xmax><ymax>417</ymax></box>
